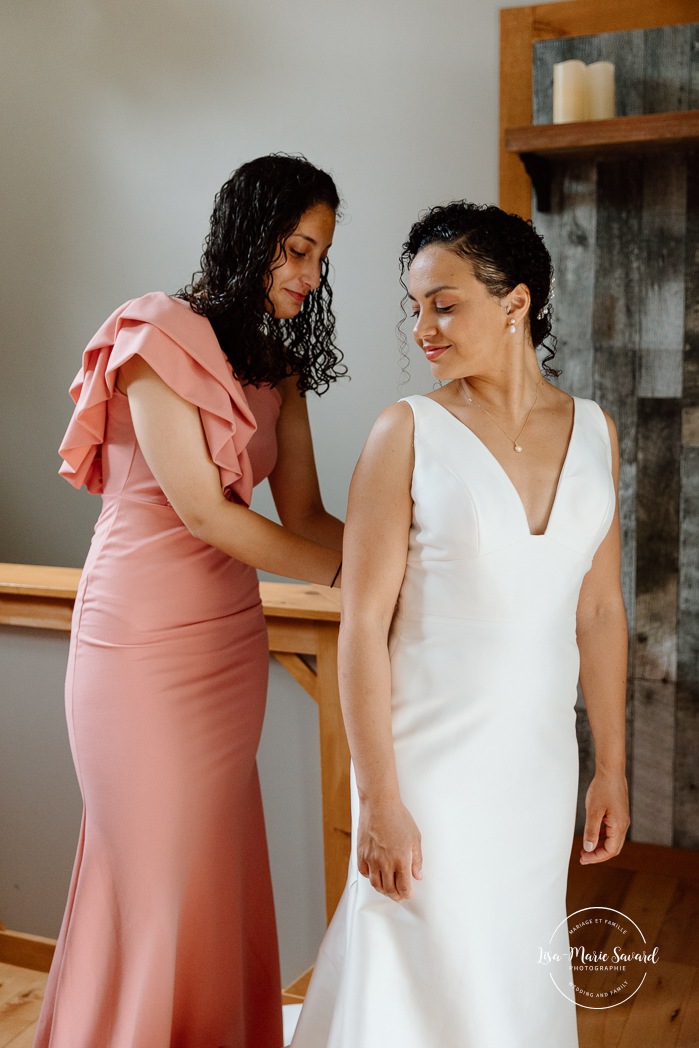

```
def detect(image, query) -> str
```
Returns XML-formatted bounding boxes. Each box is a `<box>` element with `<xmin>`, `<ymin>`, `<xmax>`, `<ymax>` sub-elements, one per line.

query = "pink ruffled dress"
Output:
<box><xmin>35</xmin><ymin>293</ymin><xmax>283</xmax><ymax>1048</ymax></box>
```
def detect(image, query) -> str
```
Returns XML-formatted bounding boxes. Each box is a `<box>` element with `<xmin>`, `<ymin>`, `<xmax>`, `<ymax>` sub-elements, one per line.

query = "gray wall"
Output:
<box><xmin>0</xmin><ymin>0</ymin><xmax>522</xmax><ymax>984</ymax></box>
<box><xmin>0</xmin><ymin>0</ymin><xmax>521</xmax><ymax>567</ymax></box>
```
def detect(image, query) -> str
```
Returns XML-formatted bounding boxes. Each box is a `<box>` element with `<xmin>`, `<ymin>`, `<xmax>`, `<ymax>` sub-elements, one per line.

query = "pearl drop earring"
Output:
<box><xmin>509</xmin><ymin>317</ymin><xmax>516</xmax><ymax>334</ymax></box>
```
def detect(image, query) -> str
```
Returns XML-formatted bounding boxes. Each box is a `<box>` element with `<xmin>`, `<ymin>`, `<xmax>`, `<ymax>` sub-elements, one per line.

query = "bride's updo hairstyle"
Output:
<box><xmin>399</xmin><ymin>201</ymin><xmax>559</xmax><ymax>378</ymax></box>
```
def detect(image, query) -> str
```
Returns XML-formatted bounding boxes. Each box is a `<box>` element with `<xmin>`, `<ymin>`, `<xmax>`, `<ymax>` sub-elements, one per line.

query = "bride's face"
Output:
<box><xmin>408</xmin><ymin>244</ymin><xmax>511</xmax><ymax>380</ymax></box>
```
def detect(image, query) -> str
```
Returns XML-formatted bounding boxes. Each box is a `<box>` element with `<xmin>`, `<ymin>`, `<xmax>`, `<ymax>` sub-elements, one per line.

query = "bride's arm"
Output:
<box><xmin>339</xmin><ymin>401</ymin><xmax>421</xmax><ymax>901</ymax></box>
<box><xmin>576</xmin><ymin>412</ymin><xmax>630</xmax><ymax>864</ymax></box>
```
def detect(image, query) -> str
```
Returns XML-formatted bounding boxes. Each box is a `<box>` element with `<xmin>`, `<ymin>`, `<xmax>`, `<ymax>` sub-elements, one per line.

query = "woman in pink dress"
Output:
<box><xmin>35</xmin><ymin>155</ymin><xmax>345</xmax><ymax>1048</ymax></box>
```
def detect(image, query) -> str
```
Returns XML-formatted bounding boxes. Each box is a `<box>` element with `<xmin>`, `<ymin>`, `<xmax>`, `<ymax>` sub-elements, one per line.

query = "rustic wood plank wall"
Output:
<box><xmin>532</xmin><ymin>25</ymin><xmax>699</xmax><ymax>849</ymax></box>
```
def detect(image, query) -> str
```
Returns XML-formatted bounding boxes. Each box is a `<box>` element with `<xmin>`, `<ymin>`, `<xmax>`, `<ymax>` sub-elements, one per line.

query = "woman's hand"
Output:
<box><xmin>580</xmin><ymin>768</ymin><xmax>630</xmax><ymax>864</ymax></box>
<box><xmin>357</xmin><ymin>797</ymin><xmax>423</xmax><ymax>901</ymax></box>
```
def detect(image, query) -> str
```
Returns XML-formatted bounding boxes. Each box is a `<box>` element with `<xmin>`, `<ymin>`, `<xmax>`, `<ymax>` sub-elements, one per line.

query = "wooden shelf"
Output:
<box><xmin>506</xmin><ymin>109</ymin><xmax>699</xmax><ymax>157</ymax></box>
<box><xmin>504</xmin><ymin>109</ymin><xmax>699</xmax><ymax>212</ymax></box>
<box><xmin>498</xmin><ymin>3</ymin><xmax>698</xmax><ymax>219</ymax></box>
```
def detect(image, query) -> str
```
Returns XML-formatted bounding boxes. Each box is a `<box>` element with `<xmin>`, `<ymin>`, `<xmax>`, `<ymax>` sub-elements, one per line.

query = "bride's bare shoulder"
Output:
<box><xmin>367</xmin><ymin>400</ymin><xmax>416</xmax><ymax>441</ymax></box>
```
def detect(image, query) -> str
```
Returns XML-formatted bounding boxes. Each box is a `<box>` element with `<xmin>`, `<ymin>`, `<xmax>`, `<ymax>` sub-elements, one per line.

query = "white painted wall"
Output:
<box><xmin>0</xmin><ymin>0</ymin><xmax>525</xmax><ymax>985</ymax></box>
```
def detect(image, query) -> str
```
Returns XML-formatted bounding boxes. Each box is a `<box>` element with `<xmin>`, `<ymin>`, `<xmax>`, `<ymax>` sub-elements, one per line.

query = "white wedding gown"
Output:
<box><xmin>292</xmin><ymin>394</ymin><xmax>615</xmax><ymax>1048</ymax></box>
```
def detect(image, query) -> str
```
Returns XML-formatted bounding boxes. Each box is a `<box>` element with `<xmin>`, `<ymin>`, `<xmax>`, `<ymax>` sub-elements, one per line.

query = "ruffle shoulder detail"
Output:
<box><xmin>58</xmin><ymin>293</ymin><xmax>257</xmax><ymax>505</ymax></box>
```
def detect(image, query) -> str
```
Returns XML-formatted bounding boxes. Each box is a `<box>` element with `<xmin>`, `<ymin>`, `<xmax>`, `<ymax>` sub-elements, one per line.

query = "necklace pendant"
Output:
<box><xmin>513</xmin><ymin>443</ymin><xmax>523</xmax><ymax>453</ymax></box>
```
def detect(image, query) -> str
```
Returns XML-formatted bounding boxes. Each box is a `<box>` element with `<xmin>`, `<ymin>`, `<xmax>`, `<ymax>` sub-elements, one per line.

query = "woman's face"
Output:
<box><xmin>409</xmin><ymin>244</ymin><xmax>509</xmax><ymax>380</ymax></box>
<box><xmin>267</xmin><ymin>203</ymin><xmax>336</xmax><ymax>319</ymax></box>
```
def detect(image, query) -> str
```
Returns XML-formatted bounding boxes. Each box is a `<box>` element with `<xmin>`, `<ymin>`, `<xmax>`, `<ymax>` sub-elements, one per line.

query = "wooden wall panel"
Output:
<box><xmin>631</xmin><ymin>680</ymin><xmax>676</xmax><ymax>846</ymax></box>
<box><xmin>691</xmin><ymin>24</ymin><xmax>699</xmax><ymax>108</ymax></box>
<box><xmin>533</xmin><ymin>162</ymin><xmax>597</xmax><ymax>398</ymax></box>
<box><xmin>633</xmin><ymin>399</ymin><xmax>681</xmax><ymax>845</ymax></box>
<box><xmin>593</xmin><ymin>162</ymin><xmax>641</xmax><ymax>645</ymax></box>
<box><xmin>635</xmin><ymin>396</ymin><xmax>681</xmax><ymax>672</ymax></box>
<box><xmin>684</xmin><ymin>153</ymin><xmax>699</xmax><ymax>449</ymax></box>
<box><xmin>674</xmin><ymin>683</ymin><xmax>699</xmax><ymax>850</ymax></box>
<box><xmin>532</xmin><ymin>23</ymin><xmax>698</xmax><ymax>849</ymax></box>
<box><xmin>638</xmin><ymin>156</ymin><xmax>686</xmax><ymax>398</ymax></box>
<box><xmin>600</xmin><ymin>29</ymin><xmax>644</xmax><ymax>117</ymax></box>
<box><xmin>676</xmin><ymin>442</ymin><xmax>698</xmax><ymax>847</ymax></box>
<box><xmin>592</xmin><ymin>161</ymin><xmax>643</xmax><ymax>347</ymax></box>
<box><xmin>643</xmin><ymin>25</ymin><xmax>691</xmax><ymax>114</ymax></box>
<box><xmin>675</xmin><ymin>447</ymin><xmax>699</xmax><ymax>849</ymax></box>
<box><xmin>678</xmin><ymin>448</ymin><xmax>699</xmax><ymax>685</ymax></box>
<box><xmin>594</xmin><ymin>345</ymin><xmax>637</xmax><ymax>636</ymax></box>
<box><xmin>574</xmin><ymin>690</ymin><xmax>596</xmax><ymax>831</ymax></box>
<box><xmin>675</xmin><ymin>148</ymin><xmax>699</xmax><ymax>849</ymax></box>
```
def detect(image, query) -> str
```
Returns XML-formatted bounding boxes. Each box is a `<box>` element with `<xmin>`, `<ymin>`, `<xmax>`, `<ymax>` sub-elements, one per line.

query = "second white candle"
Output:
<box><xmin>586</xmin><ymin>61</ymin><xmax>615</xmax><ymax>120</ymax></box>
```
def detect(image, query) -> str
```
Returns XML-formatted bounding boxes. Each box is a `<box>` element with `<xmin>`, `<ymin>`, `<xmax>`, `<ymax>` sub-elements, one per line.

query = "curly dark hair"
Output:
<box><xmin>177</xmin><ymin>154</ymin><xmax>346</xmax><ymax>394</ymax></box>
<box><xmin>399</xmin><ymin>201</ymin><xmax>559</xmax><ymax>378</ymax></box>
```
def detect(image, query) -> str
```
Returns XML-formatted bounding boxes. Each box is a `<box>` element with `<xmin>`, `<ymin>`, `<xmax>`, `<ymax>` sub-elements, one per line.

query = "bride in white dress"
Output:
<box><xmin>292</xmin><ymin>202</ymin><xmax>630</xmax><ymax>1048</ymax></box>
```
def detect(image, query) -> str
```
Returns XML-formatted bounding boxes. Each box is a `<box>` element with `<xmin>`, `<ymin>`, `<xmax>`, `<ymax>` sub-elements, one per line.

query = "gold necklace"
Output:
<box><xmin>459</xmin><ymin>377</ymin><xmax>542</xmax><ymax>453</ymax></box>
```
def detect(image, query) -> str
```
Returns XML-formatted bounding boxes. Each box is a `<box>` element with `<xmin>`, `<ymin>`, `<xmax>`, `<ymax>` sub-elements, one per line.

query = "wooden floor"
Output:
<box><xmin>0</xmin><ymin>963</ymin><xmax>46</xmax><ymax>1048</ymax></box>
<box><xmin>2</xmin><ymin>837</ymin><xmax>698</xmax><ymax>1047</ymax></box>
<box><xmin>566</xmin><ymin>838</ymin><xmax>699</xmax><ymax>1047</ymax></box>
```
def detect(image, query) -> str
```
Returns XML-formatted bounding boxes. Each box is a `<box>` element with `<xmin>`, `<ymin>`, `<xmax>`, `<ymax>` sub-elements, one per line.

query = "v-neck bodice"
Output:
<box><xmin>396</xmin><ymin>394</ymin><xmax>615</xmax><ymax>626</ymax></box>
<box><xmin>423</xmin><ymin>395</ymin><xmax>577</xmax><ymax>538</ymax></box>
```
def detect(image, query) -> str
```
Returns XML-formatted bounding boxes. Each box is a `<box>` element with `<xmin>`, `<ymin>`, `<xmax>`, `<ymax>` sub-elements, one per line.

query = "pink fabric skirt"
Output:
<box><xmin>35</xmin><ymin>501</ymin><xmax>282</xmax><ymax>1048</ymax></box>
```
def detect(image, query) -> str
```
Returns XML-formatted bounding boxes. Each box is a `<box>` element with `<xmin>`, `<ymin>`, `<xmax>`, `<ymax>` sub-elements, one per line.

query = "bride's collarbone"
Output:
<box><xmin>428</xmin><ymin>392</ymin><xmax>575</xmax><ymax>536</ymax></box>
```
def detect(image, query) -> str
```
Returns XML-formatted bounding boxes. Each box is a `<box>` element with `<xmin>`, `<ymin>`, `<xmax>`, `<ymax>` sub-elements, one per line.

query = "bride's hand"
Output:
<box><xmin>580</xmin><ymin>768</ymin><xmax>630</xmax><ymax>864</ymax></box>
<box><xmin>357</xmin><ymin>798</ymin><xmax>423</xmax><ymax>901</ymax></box>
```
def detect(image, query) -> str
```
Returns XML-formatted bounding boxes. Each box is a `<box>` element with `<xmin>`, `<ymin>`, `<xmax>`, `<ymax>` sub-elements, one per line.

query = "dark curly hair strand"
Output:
<box><xmin>177</xmin><ymin>154</ymin><xmax>346</xmax><ymax>395</ymax></box>
<box><xmin>399</xmin><ymin>201</ymin><xmax>560</xmax><ymax>378</ymax></box>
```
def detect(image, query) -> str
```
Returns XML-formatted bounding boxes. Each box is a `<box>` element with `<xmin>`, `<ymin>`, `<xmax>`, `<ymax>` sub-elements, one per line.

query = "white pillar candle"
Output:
<box><xmin>586</xmin><ymin>61</ymin><xmax>615</xmax><ymax>120</ymax></box>
<box><xmin>553</xmin><ymin>59</ymin><xmax>588</xmax><ymax>123</ymax></box>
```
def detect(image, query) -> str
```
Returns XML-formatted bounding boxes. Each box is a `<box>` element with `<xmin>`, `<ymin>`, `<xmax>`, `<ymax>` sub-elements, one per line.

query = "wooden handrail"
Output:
<box><xmin>0</xmin><ymin>563</ymin><xmax>341</xmax><ymax>630</ymax></box>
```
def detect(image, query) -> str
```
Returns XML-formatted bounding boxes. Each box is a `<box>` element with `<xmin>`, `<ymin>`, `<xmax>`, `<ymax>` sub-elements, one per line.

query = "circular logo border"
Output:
<box><xmin>548</xmin><ymin>906</ymin><xmax>650</xmax><ymax>1010</ymax></box>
